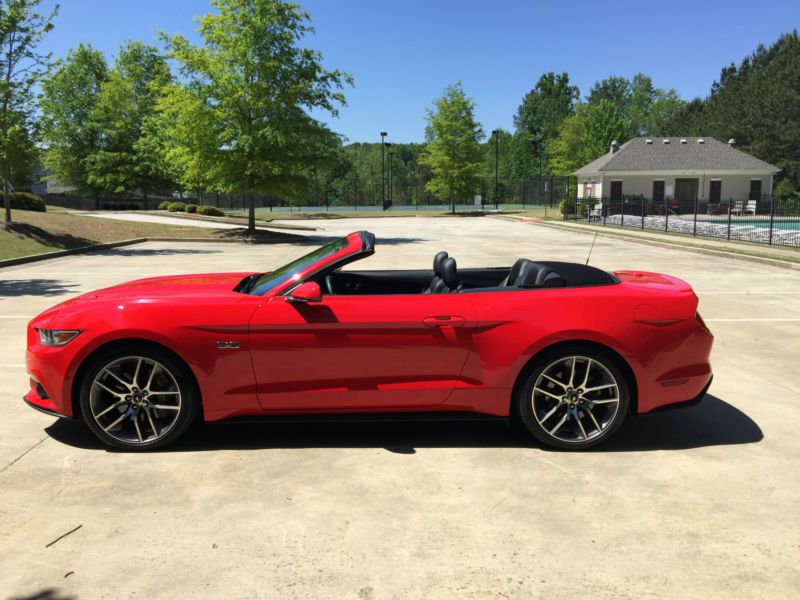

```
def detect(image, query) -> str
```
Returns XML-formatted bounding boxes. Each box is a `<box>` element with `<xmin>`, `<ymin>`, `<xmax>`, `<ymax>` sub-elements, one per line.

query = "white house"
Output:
<box><xmin>574</xmin><ymin>137</ymin><xmax>779</xmax><ymax>210</ymax></box>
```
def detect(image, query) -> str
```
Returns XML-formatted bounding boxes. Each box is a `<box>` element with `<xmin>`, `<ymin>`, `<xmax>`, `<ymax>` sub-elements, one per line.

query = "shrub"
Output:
<box><xmin>186</xmin><ymin>204</ymin><xmax>198</xmax><ymax>213</ymax></box>
<box><xmin>167</xmin><ymin>201</ymin><xmax>187</xmax><ymax>212</ymax></box>
<box><xmin>9</xmin><ymin>192</ymin><xmax>46</xmax><ymax>212</ymax></box>
<box><xmin>197</xmin><ymin>205</ymin><xmax>224</xmax><ymax>217</ymax></box>
<box><xmin>157</xmin><ymin>200</ymin><xmax>172</xmax><ymax>210</ymax></box>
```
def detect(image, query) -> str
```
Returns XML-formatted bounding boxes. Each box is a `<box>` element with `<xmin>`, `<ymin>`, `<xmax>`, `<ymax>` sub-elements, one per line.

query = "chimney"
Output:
<box><xmin>728</xmin><ymin>138</ymin><xmax>736</xmax><ymax>147</ymax></box>
<box><xmin>610</xmin><ymin>140</ymin><xmax>619</xmax><ymax>154</ymax></box>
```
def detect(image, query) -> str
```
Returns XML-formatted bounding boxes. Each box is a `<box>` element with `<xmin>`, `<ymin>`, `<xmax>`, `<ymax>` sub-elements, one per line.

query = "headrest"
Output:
<box><xmin>510</xmin><ymin>259</ymin><xmax>565</xmax><ymax>288</ymax></box>
<box><xmin>433</xmin><ymin>251</ymin><xmax>448</xmax><ymax>275</ymax></box>
<box><xmin>440</xmin><ymin>257</ymin><xmax>458</xmax><ymax>287</ymax></box>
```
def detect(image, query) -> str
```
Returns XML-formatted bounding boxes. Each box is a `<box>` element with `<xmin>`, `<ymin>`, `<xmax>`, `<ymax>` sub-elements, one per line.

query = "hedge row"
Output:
<box><xmin>157</xmin><ymin>200</ymin><xmax>224</xmax><ymax>217</ymax></box>
<box><xmin>6</xmin><ymin>192</ymin><xmax>46</xmax><ymax>212</ymax></box>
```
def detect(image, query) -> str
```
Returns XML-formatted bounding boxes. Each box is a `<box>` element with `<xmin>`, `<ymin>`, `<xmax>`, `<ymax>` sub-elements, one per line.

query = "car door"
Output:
<box><xmin>249</xmin><ymin>292</ymin><xmax>478</xmax><ymax>410</ymax></box>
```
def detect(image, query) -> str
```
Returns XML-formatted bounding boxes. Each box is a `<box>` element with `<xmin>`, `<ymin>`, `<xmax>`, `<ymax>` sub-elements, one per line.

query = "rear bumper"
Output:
<box><xmin>642</xmin><ymin>375</ymin><xmax>713</xmax><ymax>414</ymax></box>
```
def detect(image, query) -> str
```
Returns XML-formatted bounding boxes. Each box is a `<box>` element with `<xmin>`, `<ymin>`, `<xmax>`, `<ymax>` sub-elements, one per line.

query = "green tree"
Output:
<box><xmin>511</xmin><ymin>72</ymin><xmax>578</xmax><ymax>178</ymax></box>
<box><xmin>0</xmin><ymin>0</ymin><xmax>57</xmax><ymax>225</ymax></box>
<box><xmin>40</xmin><ymin>43</ymin><xmax>108</xmax><ymax>204</ymax></box>
<box><xmin>548</xmin><ymin>100</ymin><xmax>627</xmax><ymax>176</ymax></box>
<box><xmin>665</xmin><ymin>32</ymin><xmax>800</xmax><ymax>192</ymax></box>
<box><xmin>86</xmin><ymin>41</ymin><xmax>173</xmax><ymax>200</ymax></box>
<box><xmin>160</xmin><ymin>0</ymin><xmax>351</xmax><ymax>232</ymax></box>
<box><xmin>419</xmin><ymin>82</ymin><xmax>484</xmax><ymax>213</ymax></box>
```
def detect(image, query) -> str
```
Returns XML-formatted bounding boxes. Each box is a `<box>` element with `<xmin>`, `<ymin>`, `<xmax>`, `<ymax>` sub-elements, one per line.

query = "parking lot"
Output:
<box><xmin>1</xmin><ymin>216</ymin><xmax>799</xmax><ymax>599</ymax></box>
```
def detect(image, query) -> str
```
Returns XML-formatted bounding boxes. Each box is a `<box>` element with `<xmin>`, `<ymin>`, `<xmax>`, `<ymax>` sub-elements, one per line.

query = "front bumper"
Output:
<box><xmin>23</xmin><ymin>393</ymin><xmax>72</xmax><ymax>419</ymax></box>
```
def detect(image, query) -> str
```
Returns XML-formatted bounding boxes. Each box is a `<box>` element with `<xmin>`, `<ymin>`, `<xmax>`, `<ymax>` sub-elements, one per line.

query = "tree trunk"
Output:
<box><xmin>3</xmin><ymin>162</ymin><xmax>11</xmax><ymax>226</ymax></box>
<box><xmin>247</xmin><ymin>191</ymin><xmax>255</xmax><ymax>234</ymax></box>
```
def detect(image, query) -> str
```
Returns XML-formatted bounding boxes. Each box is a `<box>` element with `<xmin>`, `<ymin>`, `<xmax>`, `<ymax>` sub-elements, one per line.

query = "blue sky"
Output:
<box><xmin>38</xmin><ymin>0</ymin><xmax>800</xmax><ymax>143</ymax></box>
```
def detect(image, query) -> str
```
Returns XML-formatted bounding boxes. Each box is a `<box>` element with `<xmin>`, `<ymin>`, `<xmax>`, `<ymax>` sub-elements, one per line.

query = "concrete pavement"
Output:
<box><xmin>1</xmin><ymin>217</ymin><xmax>798</xmax><ymax>599</ymax></box>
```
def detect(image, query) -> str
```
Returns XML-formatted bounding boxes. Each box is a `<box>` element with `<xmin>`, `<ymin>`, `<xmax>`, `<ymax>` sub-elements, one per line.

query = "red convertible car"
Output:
<box><xmin>24</xmin><ymin>231</ymin><xmax>713</xmax><ymax>451</ymax></box>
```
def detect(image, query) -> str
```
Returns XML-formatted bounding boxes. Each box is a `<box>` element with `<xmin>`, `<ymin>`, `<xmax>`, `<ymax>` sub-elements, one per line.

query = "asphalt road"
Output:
<box><xmin>1</xmin><ymin>217</ymin><xmax>798</xmax><ymax>599</ymax></box>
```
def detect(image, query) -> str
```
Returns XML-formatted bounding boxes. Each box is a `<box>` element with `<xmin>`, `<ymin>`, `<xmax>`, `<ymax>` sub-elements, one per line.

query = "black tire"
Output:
<box><xmin>79</xmin><ymin>346</ymin><xmax>198</xmax><ymax>451</ymax></box>
<box><xmin>516</xmin><ymin>345</ymin><xmax>630</xmax><ymax>450</ymax></box>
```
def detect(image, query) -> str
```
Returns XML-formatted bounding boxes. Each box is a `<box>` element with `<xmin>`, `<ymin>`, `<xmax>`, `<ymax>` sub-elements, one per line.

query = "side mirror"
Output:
<box><xmin>286</xmin><ymin>281</ymin><xmax>322</xmax><ymax>303</ymax></box>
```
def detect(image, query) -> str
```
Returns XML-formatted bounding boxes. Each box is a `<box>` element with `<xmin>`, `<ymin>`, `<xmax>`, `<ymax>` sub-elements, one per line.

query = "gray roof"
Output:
<box><xmin>574</xmin><ymin>137</ymin><xmax>780</xmax><ymax>175</ymax></box>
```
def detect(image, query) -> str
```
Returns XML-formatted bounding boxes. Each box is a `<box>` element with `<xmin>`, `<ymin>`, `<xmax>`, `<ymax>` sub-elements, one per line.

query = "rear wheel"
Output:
<box><xmin>79</xmin><ymin>348</ymin><xmax>198</xmax><ymax>451</ymax></box>
<box><xmin>517</xmin><ymin>346</ymin><xmax>630</xmax><ymax>450</ymax></box>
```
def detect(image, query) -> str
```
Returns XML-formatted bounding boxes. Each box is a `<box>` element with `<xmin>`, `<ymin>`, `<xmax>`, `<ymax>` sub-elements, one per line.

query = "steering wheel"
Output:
<box><xmin>324</xmin><ymin>274</ymin><xmax>336</xmax><ymax>295</ymax></box>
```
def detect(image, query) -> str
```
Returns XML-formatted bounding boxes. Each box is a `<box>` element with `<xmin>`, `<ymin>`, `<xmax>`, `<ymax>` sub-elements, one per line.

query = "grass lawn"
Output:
<box><xmin>0</xmin><ymin>209</ymin><xmax>222</xmax><ymax>261</ymax></box>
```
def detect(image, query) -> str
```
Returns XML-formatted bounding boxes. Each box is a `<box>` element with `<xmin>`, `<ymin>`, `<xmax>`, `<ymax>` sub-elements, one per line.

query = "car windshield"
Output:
<box><xmin>245</xmin><ymin>236</ymin><xmax>351</xmax><ymax>296</ymax></box>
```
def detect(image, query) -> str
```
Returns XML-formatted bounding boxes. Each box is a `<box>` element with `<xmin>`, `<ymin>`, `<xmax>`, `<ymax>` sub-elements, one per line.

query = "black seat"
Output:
<box><xmin>424</xmin><ymin>253</ymin><xmax>461</xmax><ymax>294</ymax></box>
<box><xmin>501</xmin><ymin>259</ymin><xmax>565</xmax><ymax>288</ymax></box>
<box><xmin>424</xmin><ymin>251</ymin><xmax>448</xmax><ymax>294</ymax></box>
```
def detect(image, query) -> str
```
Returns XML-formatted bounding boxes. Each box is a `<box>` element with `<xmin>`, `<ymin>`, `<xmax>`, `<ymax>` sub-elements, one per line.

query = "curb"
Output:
<box><xmin>0</xmin><ymin>238</ymin><xmax>146</xmax><ymax>269</ymax></box>
<box><xmin>535</xmin><ymin>220</ymin><xmax>800</xmax><ymax>271</ymax></box>
<box><xmin>0</xmin><ymin>234</ymin><xmax>309</xmax><ymax>270</ymax></box>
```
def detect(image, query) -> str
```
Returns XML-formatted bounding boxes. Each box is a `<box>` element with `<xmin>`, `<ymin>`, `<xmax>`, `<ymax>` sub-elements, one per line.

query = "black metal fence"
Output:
<box><xmin>43</xmin><ymin>176</ymin><xmax>572</xmax><ymax>213</ymax></box>
<box><xmin>563</xmin><ymin>195</ymin><xmax>800</xmax><ymax>248</ymax></box>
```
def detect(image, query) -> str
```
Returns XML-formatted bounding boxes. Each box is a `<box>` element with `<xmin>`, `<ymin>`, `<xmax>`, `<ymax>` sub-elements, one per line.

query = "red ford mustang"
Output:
<box><xmin>24</xmin><ymin>231</ymin><xmax>713</xmax><ymax>451</ymax></box>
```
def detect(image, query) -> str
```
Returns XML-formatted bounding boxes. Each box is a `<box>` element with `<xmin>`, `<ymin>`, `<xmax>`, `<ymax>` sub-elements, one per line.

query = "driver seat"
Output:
<box><xmin>424</xmin><ymin>252</ymin><xmax>461</xmax><ymax>293</ymax></box>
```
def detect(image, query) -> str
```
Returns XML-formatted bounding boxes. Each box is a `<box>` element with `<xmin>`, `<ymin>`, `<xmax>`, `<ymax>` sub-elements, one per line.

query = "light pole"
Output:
<box><xmin>387</xmin><ymin>144</ymin><xmax>394</xmax><ymax>206</ymax></box>
<box><xmin>492</xmin><ymin>129</ymin><xmax>500</xmax><ymax>210</ymax></box>
<box><xmin>380</xmin><ymin>131</ymin><xmax>387</xmax><ymax>208</ymax></box>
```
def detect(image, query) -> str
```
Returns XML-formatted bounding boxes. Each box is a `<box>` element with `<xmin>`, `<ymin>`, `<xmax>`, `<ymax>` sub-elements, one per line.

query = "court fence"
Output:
<box><xmin>562</xmin><ymin>195</ymin><xmax>800</xmax><ymax>248</ymax></box>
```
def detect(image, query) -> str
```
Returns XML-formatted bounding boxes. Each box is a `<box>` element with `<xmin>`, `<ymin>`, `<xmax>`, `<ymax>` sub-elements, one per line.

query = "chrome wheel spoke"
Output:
<box><xmin>133</xmin><ymin>415</ymin><xmax>143</xmax><ymax>442</ymax></box>
<box><xmin>94</xmin><ymin>400</ymin><xmax>126</xmax><ymax>419</ymax></box>
<box><xmin>584</xmin><ymin>383</ymin><xmax>617</xmax><ymax>393</ymax></box>
<box><xmin>95</xmin><ymin>380</ymin><xmax>124</xmax><ymax>398</ymax></box>
<box><xmin>586</xmin><ymin>407</ymin><xmax>602</xmax><ymax>432</ymax></box>
<box><xmin>145</xmin><ymin>409</ymin><xmax>159</xmax><ymax>437</ymax></box>
<box><xmin>131</xmin><ymin>358</ymin><xmax>143</xmax><ymax>388</ymax></box>
<box><xmin>574</xmin><ymin>410</ymin><xmax>588</xmax><ymax>440</ymax></box>
<box><xmin>534</xmin><ymin>387</ymin><xmax>563</xmax><ymax>402</ymax></box>
<box><xmin>103</xmin><ymin>368</ymin><xmax>131</xmax><ymax>390</ymax></box>
<box><xmin>151</xmin><ymin>404</ymin><xmax>179</xmax><ymax>411</ymax></box>
<box><xmin>589</xmin><ymin>398</ymin><xmax>619</xmax><ymax>405</ymax></box>
<box><xmin>147</xmin><ymin>391</ymin><xmax>179</xmax><ymax>396</ymax></box>
<box><xmin>568</xmin><ymin>357</ymin><xmax>577</xmax><ymax>386</ymax></box>
<box><xmin>581</xmin><ymin>359</ymin><xmax>593</xmax><ymax>388</ymax></box>
<box><xmin>103</xmin><ymin>410</ymin><xmax>129</xmax><ymax>432</ymax></box>
<box><xmin>540</xmin><ymin>403</ymin><xmax>562</xmax><ymax>423</ymax></box>
<box><xmin>541</xmin><ymin>373</ymin><xmax>566</xmax><ymax>389</ymax></box>
<box><xmin>549</xmin><ymin>412</ymin><xmax>569</xmax><ymax>435</ymax></box>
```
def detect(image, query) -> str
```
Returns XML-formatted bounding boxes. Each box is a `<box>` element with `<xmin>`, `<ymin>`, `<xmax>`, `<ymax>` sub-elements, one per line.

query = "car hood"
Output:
<box><xmin>97</xmin><ymin>272</ymin><xmax>257</xmax><ymax>296</ymax></box>
<box><xmin>31</xmin><ymin>273</ymin><xmax>259</xmax><ymax>325</ymax></box>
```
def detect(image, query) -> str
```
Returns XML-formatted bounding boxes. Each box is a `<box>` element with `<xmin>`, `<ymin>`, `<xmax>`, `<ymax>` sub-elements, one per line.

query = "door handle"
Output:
<box><xmin>423</xmin><ymin>315</ymin><xmax>466</xmax><ymax>327</ymax></box>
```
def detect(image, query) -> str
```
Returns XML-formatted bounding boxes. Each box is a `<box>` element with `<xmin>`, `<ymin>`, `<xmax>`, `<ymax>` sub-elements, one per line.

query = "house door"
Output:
<box><xmin>652</xmin><ymin>181</ymin><xmax>665</xmax><ymax>203</ymax></box>
<box><xmin>674</xmin><ymin>178</ymin><xmax>698</xmax><ymax>205</ymax></box>
<box><xmin>709</xmin><ymin>180</ymin><xmax>722</xmax><ymax>203</ymax></box>
<box><xmin>610</xmin><ymin>181</ymin><xmax>623</xmax><ymax>201</ymax></box>
<box><xmin>749</xmin><ymin>179</ymin><xmax>762</xmax><ymax>201</ymax></box>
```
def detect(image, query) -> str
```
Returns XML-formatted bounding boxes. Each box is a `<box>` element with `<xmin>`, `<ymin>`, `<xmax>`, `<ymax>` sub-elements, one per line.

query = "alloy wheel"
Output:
<box><xmin>531</xmin><ymin>355</ymin><xmax>621</xmax><ymax>444</ymax></box>
<box><xmin>89</xmin><ymin>355</ymin><xmax>182</xmax><ymax>445</ymax></box>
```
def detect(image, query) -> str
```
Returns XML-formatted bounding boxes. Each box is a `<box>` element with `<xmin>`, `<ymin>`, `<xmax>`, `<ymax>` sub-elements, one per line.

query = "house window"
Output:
<box><xmin>749</xmin><ymin>179</ymin><xmax>762</xmax><ymax>201</ymax></box>
<box><xmin>610</xmin><ymin>181</ymin><xmax>623</xmax><ymax>201</ymax></box>
<box><xmin>652</xmin><ymin>181</ymin><xmax>665</xmax><ymax>202</ymax></box>
<box><xmin>710</xmin><ymin>180</ymin><xmax>722</xmax><ymax>203</ymax></box>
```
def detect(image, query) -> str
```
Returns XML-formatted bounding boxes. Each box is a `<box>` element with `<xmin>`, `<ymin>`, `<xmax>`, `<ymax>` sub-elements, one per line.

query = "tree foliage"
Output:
<box><xmin>663</xmin><ymin>31</ymin><xmax>800</xmax><ymax>193</ymax></box>
<box><xmin>86</xmin><ymin>41</ymin><xmax>173</xmax><ymax>198</ymax></box>
<box><xmin>0</xmin><ymin>0</ymin><xmax>57</xmax><ymax>225</ymax></box>
<box><xmin>40</xmin><ymin>43</ymin><xmax>108</xmax><ymax>200</ymax></box>
<box><xmin>547</xmin><ymin>100</ymin><xmax>627</xmax><ymax>176</ymax></box>
<box><xmin>160</xmin><ymin>0</ymin><xmax>351</xmax><ymax>231</ymax></box>
<box><xmin>511</xmin><ymin>72</ymin><xmax>578</xmax><ymax>178</ymax></box>
<box><xmin>419</xmin><ymin>82</ymin><xmax>484</xmax><ymax>212</ymax></box>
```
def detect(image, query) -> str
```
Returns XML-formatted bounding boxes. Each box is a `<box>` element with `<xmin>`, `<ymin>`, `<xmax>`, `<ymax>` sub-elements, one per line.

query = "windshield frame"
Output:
<box><xmin>244</xmin><ymin>231</ymin><xmax>374</xmax><ymax>297</ymax></box>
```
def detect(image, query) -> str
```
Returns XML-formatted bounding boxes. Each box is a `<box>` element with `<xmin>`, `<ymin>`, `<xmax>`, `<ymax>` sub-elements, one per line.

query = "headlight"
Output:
<box><xmin>37</xmin><ymin>329</ymin><xmax>82</xmax><ymax>347</ymax></box>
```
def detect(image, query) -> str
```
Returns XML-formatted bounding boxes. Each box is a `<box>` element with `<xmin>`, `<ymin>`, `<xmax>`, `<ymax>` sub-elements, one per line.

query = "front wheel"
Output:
<box><xmin>517</xmin><ymin>347</ymin><xmax>630</xmax><ymax>450</ymax></box>
<box><xmin>79</xmin><ymin>348</ymin><xmax>198</xmax><ymax>451</ymax></box>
